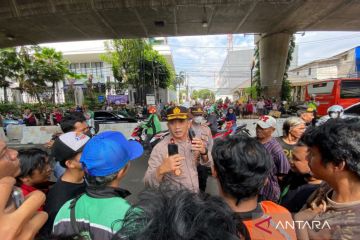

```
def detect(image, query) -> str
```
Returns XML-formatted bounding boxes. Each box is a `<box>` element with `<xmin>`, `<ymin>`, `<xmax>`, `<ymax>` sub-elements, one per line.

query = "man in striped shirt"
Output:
<box><xmin>256</xmin><ymin>115</ymin><xmax>290</xmax><ymax>202</ymax></box>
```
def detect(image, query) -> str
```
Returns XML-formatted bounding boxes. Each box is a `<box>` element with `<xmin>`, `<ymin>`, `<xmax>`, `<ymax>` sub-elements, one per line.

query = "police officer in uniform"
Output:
<box><xmin>144</xmin><ymin>106</ymin><xmax>213</xmax><ymax>192</ymax></box>
<box><xmin>190</xmin><ymin>106</ymin><xmax>213</xmax><ymax>192</ymax></box>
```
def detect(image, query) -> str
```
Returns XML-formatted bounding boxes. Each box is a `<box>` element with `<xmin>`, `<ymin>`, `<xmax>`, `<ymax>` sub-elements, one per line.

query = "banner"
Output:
<box><xmin>107</xmin><ymin>95</ymin><xmax>128</xmax><ymax>105</ymax></box>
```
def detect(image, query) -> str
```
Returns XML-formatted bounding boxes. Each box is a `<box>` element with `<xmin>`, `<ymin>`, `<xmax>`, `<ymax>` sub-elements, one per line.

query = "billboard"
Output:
<box><xmin>146</xmin><ymin>94</ymin><xmax>155</xmax><ymax>105</ymax></box>
<box><xmin>107</xmin><ymin>95</ymin><xmax>128</xmax><ymax>105</ymax></box>
<box><xmin>356</xmin><ymin>47</ymin><xmax>360</xmax><ymax>77</ymax></box>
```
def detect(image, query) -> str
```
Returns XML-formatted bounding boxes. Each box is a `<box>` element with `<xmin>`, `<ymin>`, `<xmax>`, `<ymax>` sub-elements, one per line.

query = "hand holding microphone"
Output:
<box><xmin>191</xmin><ymin>137</ymin><xmax>207</xmax><ymax>155</ymax></box>
<box><xmin>163</xmin><ymin>143</ymin><xmax>183</xmax><ymax>176</ymax></box>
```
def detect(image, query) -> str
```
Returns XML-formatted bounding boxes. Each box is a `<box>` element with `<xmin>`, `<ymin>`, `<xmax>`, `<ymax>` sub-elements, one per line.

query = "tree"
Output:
<box><xmin>173</xmin><ymin>71</ymin><xmax>185</xmax><ymax>103</ymax></box>
<box><xmin>191</xmin><ymin>89</ymin><xmax>215</xmax><ymax>101</ymax></box>
<box><xmin>102</xmin><ymin>39</ymin><xmax>148</xmax><ymax>92</ymax></box>
<box><xmin>16</xmin><ymin>46</ymin><xmax>48</xmax><ymax>104</ymax></box>
<box><xmin>144</xmin><ymin>49</ymin><xmax>174</xmax><ymax>89</ymax></box>
<box><xmin>281</xmin><ymin>35</ymin><xmax>295</xmax><ymax>101</ymax></box>
<box><xmin>101</xmin><ymin>39</ymin><xmax>174</xmax><ymax>103</ymax></box>
<box><xmin>191</xmin><ymin>89</ymin><xmax>198</xmax><ymax>100</ymax></box>
<box><xmin>64</xmin><ymin>70</ymin><xmax>86</xmax><ymax>104</ymax></box>
<box><xmin>0</xmin><ymin>46</ymin><xmax>79</xmax><ymax>104</ymax></box>
<box><xmin>0</xmin><ymin>48</ymin><xmax>21</xmax><ymax>102</ymax></box>
<box><xmin>33</xmin><ymin>47</ymin><xmax>70</xmax><ymax>103</ymax></box>
<box><xmin>179</xmin><ymin>89</ymin><xmax>187</xmax><ymax>104</ymax></box>
<box><xmin>245</xmin><ymin>86</ymin><xmax>257</xmax><ymax>99</ymax></box>
<box><xmin>86</xmin><ymin>74</ymin><xmax>95</xmax><ymax>99</ymax></box>
<box><xmin>252</xmin><ymin>45</ymin><xmax>261</xmax><ymax>98</ymax></box>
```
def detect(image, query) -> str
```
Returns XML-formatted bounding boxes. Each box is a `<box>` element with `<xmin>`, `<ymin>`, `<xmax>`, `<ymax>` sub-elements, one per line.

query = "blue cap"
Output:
<box><xmin>80</xmin><ymin>131</ymin><xmax>144</xmax><ymax>176</ymax></box>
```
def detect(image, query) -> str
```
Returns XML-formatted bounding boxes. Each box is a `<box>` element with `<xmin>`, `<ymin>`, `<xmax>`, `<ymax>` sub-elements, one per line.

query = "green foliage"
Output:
<box><xmin>254</xmin><ymin>34</ymin><xmax>295</xmax><ymax>100</ymax></box>
<box><xmin>173</xmin><ymin>71</ymin><xmax>185</xmax><ymax>89</ymax></box>
<box><xmin>173</xmin><ymin>71</ymin><xmax>185</xmax><ymax>102</ymax></box>
<box><xmin>143</xmin><ymin>48</ymin><xmax>175</xmax><ymax>89</ymax></box>
<box><xmin>102</xmin><ymin>39</ymin><xmax>149</xmax><ymax>89</ymax></box>
<box><xmin>0</xmin><ymin>46</ymin><xmax>80</xmax><ymax>104</ymax></box>
<box><xmin>65</xmin><ymin>71</ymin><xmax>86</xmax><ymax>104</ymax></box>
<box><xmin>179</xmin><ymin>89</ymin><xmax>187</xmax><ymax>104</ymax></box>
<box><xmin>0</xmin><ymin>102</ymin><xmax>74</xmax><ymax>116</ymax></box>
<box><xmin>245</xmin><ymin>86</ymin><xmax>258</xmax><ymax>99</ymax></box>
<box><xmin>101</xmin><ymin>39</ymin><xmax>175</xmax><ymax>103</ymax></box>
<box><xmin>33</xmin><ymin>47</ymin><xmax>70</xmax><ymax>103</ymax></box>
<box><xmin>191</xmin><ymin>89</ymin><xmax>215</xmax><ymax>101</ymax></box>
<box><xmin>0</xmin><ymin>103</ymin><xmax>18</xmax><ymax>114</ymax></box>
<box><xmin>253</xmin><ymin>45</ymin><xmax>261</xmax><ymax>98</ymax></box>
<box><xmin>281</xmin><ymin>35</ymin><xmax>295</xmax><ymax>101</ymax></box>
<box><xmin>281</xmin><ymin>79</ymin><xmax>292</xmax><ymax>101</ymax></box>
<box><xmin>0</xmin><ymin>48</ymin><xmax>22</xmax><ymax>102</ymax></box>
<box><xmin>16</xmin><ymin>46</ymin><xmax>48</xmax><ymax>103</ymax></box>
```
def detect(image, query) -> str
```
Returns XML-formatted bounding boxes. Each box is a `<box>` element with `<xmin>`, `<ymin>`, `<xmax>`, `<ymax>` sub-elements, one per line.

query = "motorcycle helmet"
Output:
<box><xmin>148</xmin><ymin>106</ymin><xmax>157</xmax><ymax>114</ymax></box>
<box><xmin>327</xmin><ymin>105</ymin><xmax>344</xmax><ymax>119</ymax></box>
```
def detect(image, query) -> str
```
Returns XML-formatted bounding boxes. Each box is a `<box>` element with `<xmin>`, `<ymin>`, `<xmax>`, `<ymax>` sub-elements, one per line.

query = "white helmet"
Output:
<box><xmin>327</xmin><ymin>105</ymin><xmax>344</xmax><ymax>119</ymax></box>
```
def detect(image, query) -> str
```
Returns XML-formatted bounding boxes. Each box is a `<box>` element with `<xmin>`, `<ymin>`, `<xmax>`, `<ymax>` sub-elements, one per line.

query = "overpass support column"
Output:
<box><xmin>258</xmin><ymin>33</ymin><xmax>291</xmax><ymax>98</ymax></box>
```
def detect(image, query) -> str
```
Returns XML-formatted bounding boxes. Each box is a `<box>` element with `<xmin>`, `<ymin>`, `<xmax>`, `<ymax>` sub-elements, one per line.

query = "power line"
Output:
<box><xmin>296</xmin><ymin>34</ymin><xmax>360</xmax><ymax>45</ymax></box>
<box><xmin>169</xmin><ymin>34</ymin><xmax>360</xmax><ymax>49</ymax></box>
<box><xmin>48</xmin><ymin>33</ymin><xmax>360</xmax><ymax>55</ymax></box>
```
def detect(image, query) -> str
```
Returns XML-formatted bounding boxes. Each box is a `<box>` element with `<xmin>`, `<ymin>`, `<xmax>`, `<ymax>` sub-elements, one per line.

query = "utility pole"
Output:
<box><xmin>152</xmin><ymin>60</ymin><xmax>156</xmax><ymax>104</ymax></box>
<box><xmin>186</xmin><ymin>73</ymin><xmax>189</xmax><ymax>101</ymax></box>
<box><xmin>227</xmin><ymin>34</ymin><xmax>233</xmax><ymax>52</ymax></box>
<box><xmin>249</xmin><ymin>59</ymin><xmax>255</xmax><ymax>101</ymax></box>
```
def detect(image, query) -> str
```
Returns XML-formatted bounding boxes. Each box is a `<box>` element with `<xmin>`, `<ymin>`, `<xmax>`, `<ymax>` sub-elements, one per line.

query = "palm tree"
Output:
<box><xmin>234</xmin><ymin>90</ymin><xmax>241</xmax><ymax>99</ymax></box>
<box><xmin>174</xmin><ymin>71</ymin><xmax>185</xmax><ymax>103</ymax></box>
<box><xmin>34</xmin><ymin>47</ymin><xmax>69</xmax><ymax>103</ymax></box>
<box><xmin>0</xmin><ymin>48</ymin><xmax>21</xmax><ymax>102</ymax></box>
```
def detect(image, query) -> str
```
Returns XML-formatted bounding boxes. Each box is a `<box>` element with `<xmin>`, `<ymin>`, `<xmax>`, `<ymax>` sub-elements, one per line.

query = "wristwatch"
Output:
<box><xmin>200</xmin><ymin>148</ymin><xmax>208</xmax><ymax>156</ymax></box>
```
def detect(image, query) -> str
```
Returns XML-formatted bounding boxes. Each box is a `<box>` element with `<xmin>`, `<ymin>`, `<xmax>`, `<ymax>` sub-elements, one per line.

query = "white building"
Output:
<box><xmin>0</xmin><ymin>78</ymin><xmax>66</xmax><ymax>104</ymax></box>
<box><xmin>215</xmin><ymin>45</ymin><xmax>299</xmax><ymax>100</ymax></box>
<box><xmin>215</xmin><ymin>49</ymin><xmax>254</xmax><ymax>99</ymax></box>
<box><xmin>0</xmin><ymin>37</ymin><xmax>176</xmax><ymax>105</ymax></box>
<box><xmin>288</xmin><ymin>46</ymin><xmax>359</xmax><ymax>101</ymax></box>
<box><xmin>62</xmin><ymin>37</ymin><xmax>176</xmax><ymax>105</ymax></box>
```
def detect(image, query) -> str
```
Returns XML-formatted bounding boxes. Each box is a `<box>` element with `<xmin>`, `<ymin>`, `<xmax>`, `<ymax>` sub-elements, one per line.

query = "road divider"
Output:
<box><xmin>5</xmin><ymin>118</ymin><xmax>285</xmax><ymax>145</ymax></box>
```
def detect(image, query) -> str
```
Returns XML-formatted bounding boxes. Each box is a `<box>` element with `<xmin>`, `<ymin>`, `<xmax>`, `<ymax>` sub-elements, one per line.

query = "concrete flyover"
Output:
<box><xmin>1</xmin><ymin>0</ymin><xmax>360</xmax><ymax>96</ymax></box>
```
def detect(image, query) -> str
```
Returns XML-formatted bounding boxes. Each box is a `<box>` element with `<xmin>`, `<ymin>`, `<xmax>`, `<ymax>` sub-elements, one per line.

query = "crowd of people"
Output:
<box><xmin>0</xmin><ymin>95</ymin><xmax>315</xmax><ymax>134</ymax></box>
<box><xmin>0</xmin><ymin>105</ymin><xmax>94</xmax><ymax>128</ymax></box>
<box><xmin>201</xmin><ymin>97</ymin><xmax>291</xmax><ymax>119</ymax></box>
<box><xmin>0</xmin><ymin>96</ymin><xmax>359</xmax><ymax>240</ymax></box>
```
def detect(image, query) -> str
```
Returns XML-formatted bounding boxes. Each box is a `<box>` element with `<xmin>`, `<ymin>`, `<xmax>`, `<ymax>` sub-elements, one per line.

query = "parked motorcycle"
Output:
<box><xmin>148</xmin><ymin>130</ymin><xmax>170</xmax><ymax>148</ymax></box>
<box><xmin>217</xmin><ymin>116</ymin><xmax>226</xmax><ymax>130</ymax></box>
<box><xmin>213</xmin><ymin>121</ymin><xmax>250</xmax><ymax>139</ymax></box>
<box><xmin>130</xmin><ymin>122</ymin><xmax>169</xmax><ymax>150</ymax></box>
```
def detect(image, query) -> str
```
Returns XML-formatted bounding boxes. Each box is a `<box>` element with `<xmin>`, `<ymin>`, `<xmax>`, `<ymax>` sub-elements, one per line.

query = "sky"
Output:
<box><xmin>41</xmin><ymin>31</ymin><xmax>360</xmax><ymax>90</ymax></box>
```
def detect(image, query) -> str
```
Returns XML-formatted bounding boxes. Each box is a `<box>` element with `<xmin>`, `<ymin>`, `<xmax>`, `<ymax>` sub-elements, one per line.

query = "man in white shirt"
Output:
<box><xmin>256</xmin><ymin>98</ymin><xmax>265</xmax><ymax>116</ymax></box>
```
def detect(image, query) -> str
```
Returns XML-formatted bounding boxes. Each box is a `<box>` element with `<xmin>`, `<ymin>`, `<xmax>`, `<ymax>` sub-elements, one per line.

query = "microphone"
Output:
<box><xmin>168</xmin><ymin>140</ymin><xmax>181</xmax><ymax>176</ymax></box>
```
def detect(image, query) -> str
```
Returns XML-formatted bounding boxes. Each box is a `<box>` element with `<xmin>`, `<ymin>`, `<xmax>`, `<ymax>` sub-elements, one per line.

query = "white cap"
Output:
<box><xmin>256</xmin><ymin>115</ymin><xmax>277</xmax><ymax>129</ymax></box>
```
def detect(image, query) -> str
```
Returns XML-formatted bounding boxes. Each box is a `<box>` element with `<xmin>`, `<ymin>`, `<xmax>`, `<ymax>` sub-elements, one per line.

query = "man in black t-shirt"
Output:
<box><xmin>40</xmin><ymin>131</ymin><xmax>90</xmax><ymax>236</ymax></box>
<box><xmin>276</xmin><ymin>136</ymin><xmax>295</xmax><ymax>162</ymax></box>
<box><xmin>279</xmin><ymin>141</ymin><xmax>322</xmax><ymax>213</ymax></box>
<box><xmin>206</xmin><ymin>109</ymin><xmax>218</xmax><ymax>136</ymax></box>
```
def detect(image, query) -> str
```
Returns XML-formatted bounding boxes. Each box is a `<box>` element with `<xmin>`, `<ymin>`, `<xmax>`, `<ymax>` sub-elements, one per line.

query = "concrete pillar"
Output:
<box><xmin>259</xmin><ymin>33</ymin><xmax>291</xmax><ymax>98</ymax></box>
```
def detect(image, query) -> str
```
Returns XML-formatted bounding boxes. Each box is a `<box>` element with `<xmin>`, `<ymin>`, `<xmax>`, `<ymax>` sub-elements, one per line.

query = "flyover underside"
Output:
<box><xmin>1</xmin><ymin>0</ymin><xmax>360</xmax><ymax>47</ymax></box>
<box><xmin>259</xmin><ymin>33</ymin><xmax>291</xmax><ymax>98</ymax></box>
<box><xmin>1</xmin><ymin>0</ymin><xmax>360</xmax><ymax>99</ymax></box>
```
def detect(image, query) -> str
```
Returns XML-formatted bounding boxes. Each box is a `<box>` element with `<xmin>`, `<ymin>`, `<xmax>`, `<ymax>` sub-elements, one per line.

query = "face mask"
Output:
<box><xmin>194</xmin><ymin>116</ymin><xmax>204</xmax><ymax>124</ymax></box>
<box><xmin>329</xmin><ymin>112</ymin><xmax>339</xmax><ymax>119</ymax></box>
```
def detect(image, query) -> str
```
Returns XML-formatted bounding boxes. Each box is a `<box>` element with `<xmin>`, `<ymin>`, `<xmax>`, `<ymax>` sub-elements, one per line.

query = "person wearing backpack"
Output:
<box><xmin>52</xmin><ymin>131</ymin><xmax>143</xmax><ymax>239</ymax></box>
